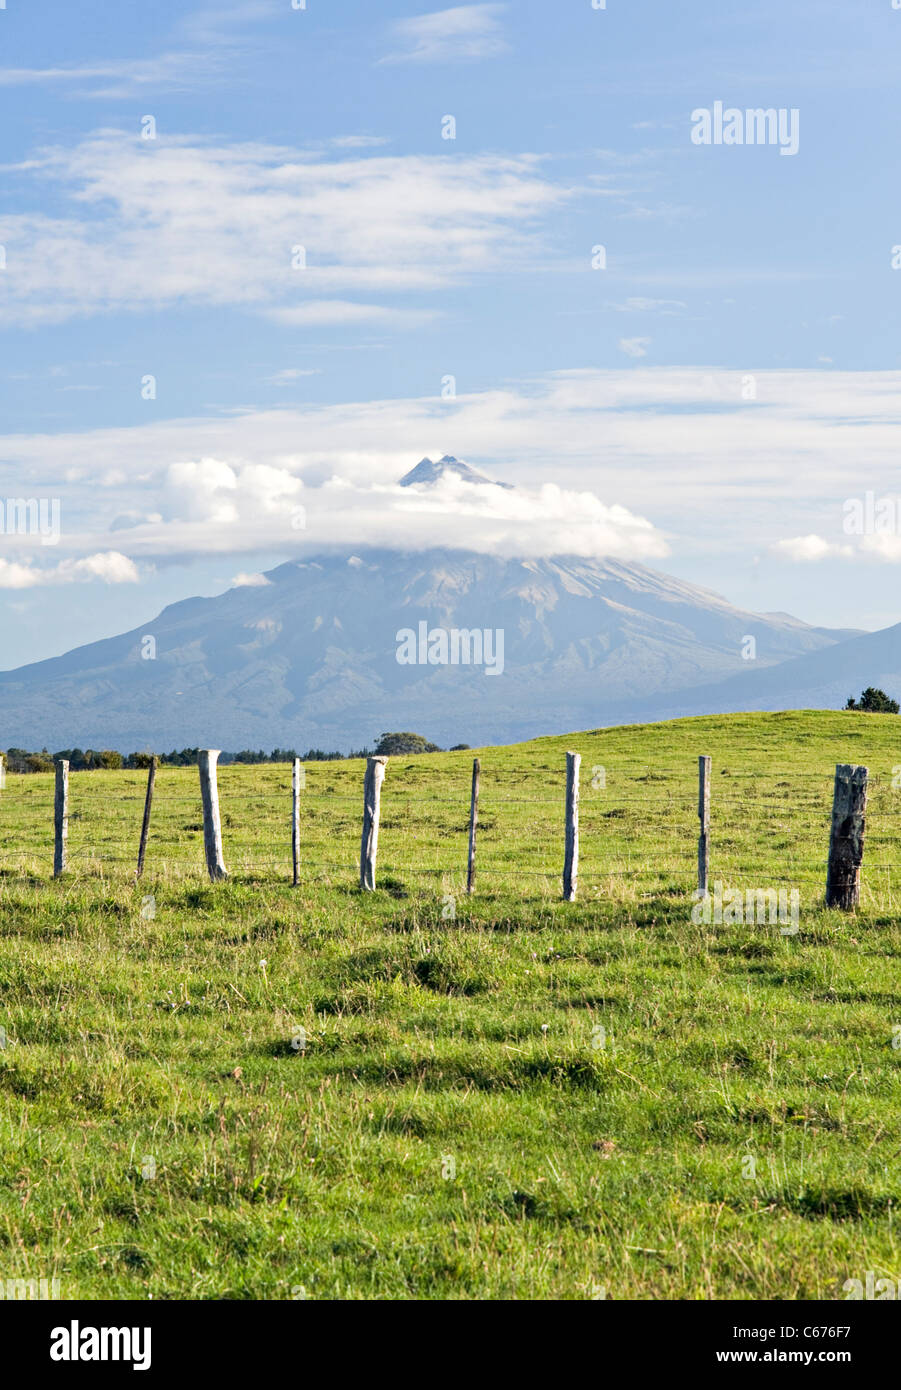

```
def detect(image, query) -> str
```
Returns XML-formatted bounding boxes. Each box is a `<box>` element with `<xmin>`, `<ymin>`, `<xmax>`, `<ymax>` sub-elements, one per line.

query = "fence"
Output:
<box><xmin>0</xmin><ymin>748</ymin><xmax>888</xmax><ymax>911</ymax></box>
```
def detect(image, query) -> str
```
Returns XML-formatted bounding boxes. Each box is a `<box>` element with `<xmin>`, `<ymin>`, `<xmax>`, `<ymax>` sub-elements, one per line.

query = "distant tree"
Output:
<box><xmin>845</xmin><ymin>687</ymin><xmax>900</xmax><ymax>713</ymax></box>
<box><xmin>160</xmin><ymin>748</ymin><xmax>201</xmax><ymax>766</ymax></box>
<box><xmin>449</xmin><ymin>743</ymin><xmax>471</xmax><ymax>751</ymax></box>
<box><xmin>269</xmin><ymin>748</ymin><xmax>299</xmax><ymax>764</ymax></box>
<box><xmin>97</xmin><ymin>750</ymin><xmax>123</xmax><ymax>769</ymax></box>
<box><xmin>234</xmin><ymin>749</ymin><xmax>268</xmax><ymax>764</ymax></box>
<box><xmin>374</xmin><ymin>732</ymin><xmax>441</xmax><ymax>756</ymax></box>
<box><xmin>24</xmin><ymin>753</ymin><xmax>53</xmax><ymax>773</ymax></box>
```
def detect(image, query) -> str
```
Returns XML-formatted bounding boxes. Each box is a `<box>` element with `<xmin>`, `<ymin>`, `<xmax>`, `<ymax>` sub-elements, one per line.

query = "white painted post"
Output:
<box><xmin>292</xmin><ymin>758</ymin><xmax>302</xmax><ymax>886</ymax></box>
<box><xmin>198</xmin><ymin>750</ymin><xmax>228</xmax><ymax>881</ymax></box>
<box><xmin>360</xmin><ymin>756</ymin><xmax>387</xmax><ymax>891</ymax></box>
<box><xmin>563</xmin><ymin>751</ymin><xmax>580</xmax><ymax>901</ymax></box>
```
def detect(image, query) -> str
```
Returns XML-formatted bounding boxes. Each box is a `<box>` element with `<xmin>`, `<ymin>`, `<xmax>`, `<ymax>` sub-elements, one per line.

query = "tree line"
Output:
<box><xmin>2</xmin><ymin>733</ymin><xmax>467</xmax><ymax>774</ymax></box>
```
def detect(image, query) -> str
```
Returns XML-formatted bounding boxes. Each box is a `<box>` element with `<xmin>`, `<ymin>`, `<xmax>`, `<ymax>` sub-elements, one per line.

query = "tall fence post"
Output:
<box><xmin>53</xmin><ymin>759</ymin><xmax>69</xmax><ymax>877</ymax></box>
<box><xmin>698</xmin><ymin>754</ymin><xmax>711</xmax><ymax>897</ymax></box>
<box><xmin>135</xmin><ymin>755</ymin><xmax>157</xmax><ymax>880</ymax></box>
<box><xmin>826</xmin><ymin>763</ymin><xmax>868</xmax><ymax>909</ymax></box>
<box><xmin>466</xmin><ymin>757</ymin><xmax>480</xmax><ymax>894</ymax></box>
<box><xmin>360</xmin><ymin>756</ymin><xmax>387</xmax><ymax>891</ymax></box>
<box><xmin>563</xmin><ymin>751</ymin><xmax>580</xmax><ymax>901</ymax></box>
<box><xmin>0</xmin><ymin>752</ymin><xmax>5</xmax><ymax>791</ymax></box>
<box><xmin>198</xmin><ymin>750</ymin><xmax>228</xmax><ymax>881</ymax></box>
<box><xmin>292</xmin><ymin>758</ymin><xmax>302</xmax><ymax>887</ymax></box>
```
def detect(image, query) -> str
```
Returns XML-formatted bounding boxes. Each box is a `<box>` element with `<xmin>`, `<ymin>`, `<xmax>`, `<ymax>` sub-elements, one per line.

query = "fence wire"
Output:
<box><xmin>0</xmin><ymin>754</ymin><xmax>897</xmax><ymax>906</ymax></box>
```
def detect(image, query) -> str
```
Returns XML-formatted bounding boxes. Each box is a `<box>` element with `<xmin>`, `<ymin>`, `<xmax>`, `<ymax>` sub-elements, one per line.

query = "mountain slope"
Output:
<box><xmin>605</xmin><ymin>619</ymin><xmax>901</xmax><ymax>726</ymax></box>
<box><xmin>0</xmin><ymin>549</ymin><xmax>857</xmax><ymax>751</ymax></box>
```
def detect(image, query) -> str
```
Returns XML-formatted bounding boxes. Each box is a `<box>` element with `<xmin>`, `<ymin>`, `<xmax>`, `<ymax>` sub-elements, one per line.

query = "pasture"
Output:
<box><xmin>2</xmin><ymin>709</ymin><xmax>901</xmax><ymax>1299</ymax></box>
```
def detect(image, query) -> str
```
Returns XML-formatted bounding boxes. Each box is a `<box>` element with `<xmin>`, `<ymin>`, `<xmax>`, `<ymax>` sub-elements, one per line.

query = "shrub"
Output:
<box><xmin>845</xmin><ymin>687</ymin><xmax>900</xmax><ymax>714</ymax></box>
<box><xmin>374</xmin><ymin>732</ymin><xmax>442</xmax><ymax>755</ymax></box>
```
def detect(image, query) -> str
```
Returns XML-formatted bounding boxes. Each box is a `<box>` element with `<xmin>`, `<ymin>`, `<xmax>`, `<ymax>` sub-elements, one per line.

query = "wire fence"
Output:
<box><xmin>0</xmin><ymin>751</ymin><xmax>898</xmax><ymax>907</ymax></box>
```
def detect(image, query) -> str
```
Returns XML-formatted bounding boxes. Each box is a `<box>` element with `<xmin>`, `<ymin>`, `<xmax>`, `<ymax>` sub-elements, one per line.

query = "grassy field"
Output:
<box><xmin>2</xmin><ymin>708</ymin><xmax>901</xmax><ymax>1300</ymax></box>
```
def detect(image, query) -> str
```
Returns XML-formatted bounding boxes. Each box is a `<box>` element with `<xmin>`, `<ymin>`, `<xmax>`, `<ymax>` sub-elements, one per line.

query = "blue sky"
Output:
<box><xmin>1</xmin><ymin>0</ymin><xmax>901</xmax><ymax>664</ymax></box>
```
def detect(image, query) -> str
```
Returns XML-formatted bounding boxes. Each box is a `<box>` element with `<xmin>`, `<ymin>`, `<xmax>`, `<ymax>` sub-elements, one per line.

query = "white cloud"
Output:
<box><xmin>611</xmin><ymin>298</ymin><xmax>685</xmax><ymax>314</ymax></box>
<box><xmin>771</xmin><ymin>534</ymin><xmax>853</xmax><ymax>562</ymax></box>
<box><xmin>231</xmin><ymin>572</ymin><xmax>272</xmax><ymax>587</ymax></box>
<box><xmin>61</xmin><ymin>461</ymin><xmax>666</xmax><ymax>564</ymax></box>
<box><xmin>0</xmin><ymin>2</ymin><xmax>277</xmax><ymax>97</ymax></box>
<box><xmin>162</xmin><ymin>458</ymin><xmax>303</xmax><ymax>527</ymax></box>
<box><xmin>381</xmin><ymin>5</ymin><xmax>508</xmax><ymax>65</ymax></box>
<box><xmin>861</xmin><ymin>533</ymin><xmax>901</xmax><ymax>562</ymax></box>
<box><xmin>177</xmin><ymin>1</ymin><xmax>280</xmax><ymax>46</ymax></box>
<box><xmin>0</xmin><ymin>551</ymin><xmax>138</xmax><ymax>589</ymax></box>
<box><xmin>0</xmin><ymin>53</ymin><xmax>222</xmax><ymax>97</ymax></box>
<box><xmin>619</xmin><ymin>337</ymin><xmax>651</xmax><ymax>358</ymax></box>
<box><xmin>330</xmin><ymin>136</ymin><xmax>391</xmax><ymax>150</ymax></box>
<box><xmin>268</xmin><ymin>302</ymin><xmax>434</xmax><ymax>328</ymax></box>
<box><xmin>270</xmin><ymin>368</ymin><xmax>322</xmax><ymax>384</ymax></box>
<box><xmin>0</xmin><ymin>131</ymin><xmax>570</xmax><ymax>326</ymax></box>
<box><xmin>4</xmin><ymin>368</ymin><xmax>901</xmax><ymax>571</ymax></box>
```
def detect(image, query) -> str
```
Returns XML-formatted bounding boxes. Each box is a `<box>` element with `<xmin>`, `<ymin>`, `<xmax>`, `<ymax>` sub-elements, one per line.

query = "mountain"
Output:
<box><xmin>0</xmin><ymin>549</ymin><xmax>858</xmax><ymax>752</ymax></box>
<box><xmin>607</xmin><ymin>619</ymin><xmax>901</xmax><ymax>726</ymax></box>
<box><xmin>399</xmin><ymin>455</ymin><xmax>514</xmax><ymax>489</ymax></box>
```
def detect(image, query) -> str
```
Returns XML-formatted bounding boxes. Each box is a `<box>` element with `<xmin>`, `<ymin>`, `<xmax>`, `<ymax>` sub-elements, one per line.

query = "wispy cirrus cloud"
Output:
<box><xmin>0</xmin><ymin>52</ymin><xmax>224</xmax><ymax>99</ymax></box>
<box><xmin>0</xmin><ymin>1</ymin><xmax>277</xmax><ymax>97</ymax></box>
<box><xmin>619</xmin><ymin>336</ymin><xmax>651</xmax><ymax>358</ymax></box>
<box><xmin>0</xmin><ymin>131</ymin><xmax>571</xmax><ymax>326</ymax></box>
<box><xmin>380</xmin><ymin>4</ymin><xmax>508</xmax><ymax>65</ymax></box>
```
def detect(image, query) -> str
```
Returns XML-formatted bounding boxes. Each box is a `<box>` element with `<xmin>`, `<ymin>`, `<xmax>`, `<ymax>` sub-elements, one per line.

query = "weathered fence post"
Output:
<box><xmin>360</xmin><ymin>756</ymin><xmax>387</xmax><ymax>891</ymax></box>
<box><xmin>826</xmin><ymin>763</ymin><xmax>868</xmax><ymax>909</ymax></box>
<box><xmin>0</xmin><ymin>753</ymin><xmax>5</xmax><ymax>791</ymax></box>
<box><xmin>53</xmin><ymin>759</ymin><xmax>68</xmax><ymax>877</ymax></box>
<box><xmin>563</xmin><ymin>751</ymin><xmax>580</xmax><ymax>901</ymax></box>
<box><xmin>292</xmin><ymin>758</ymin><xmax>302</xmax><ymax>887</ymax></box>
<box><xmin>198</xmin><ymin>750</ymin><xmax>228</xmax><ymax>881</ymax></box>
<box><xmin>698</xmin><ymin>754</ymin><xmax>711</xmax><ymax>897</ymax></box>
<box><xmin>466</xmin><ymin>757</ymin><xmax>480</xmax><ymax>894</ymax></box>
<box><xmin>135</xmin><ymin>756</ymin><xmax>157</xmax><ymax>880</ymax></box>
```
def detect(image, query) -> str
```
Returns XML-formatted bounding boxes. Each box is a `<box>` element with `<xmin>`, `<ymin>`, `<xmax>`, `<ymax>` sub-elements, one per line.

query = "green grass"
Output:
<box><xmin>2</xmin><ymin>709</ymin><xmax>901</xmax><ymax>1299</ymax></box>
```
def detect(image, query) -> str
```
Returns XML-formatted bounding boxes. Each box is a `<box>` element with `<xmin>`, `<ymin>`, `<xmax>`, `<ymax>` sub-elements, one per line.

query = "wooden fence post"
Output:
<box><xmin>698</xmin><ymin>755</ymin><xmax>711</xmax><ymax>897</ymax></box>
<box><xmin>826</xmin><ymin>763</ymin><xmax>868</xmax><ymax>909</ymax></box>
<box><xmin>135</xmin><ymin>756</ymin><xmax>157</xmax><ymax>880</ymax></box>
<box><xmin>563</xmin><ymin>751</ymin><xmax>580</xmax><ymax>901</ymax></box>
<box><xmin>292</xmin><ymin>758</ymin><xmax>302</xmax><ymax>887</ymax></box>
<box><xmin>0</xmin><ymin>753</ymin><xmax>5</xmax><ymax>791</ymax></box>
<box><xmin>466</xmin><ymin>757</ymin><xmax>480</xmax><ymax>894</ymax></box>
<box><xmin>53</xmin><ymin>759</ymin><xmax>68</xmax><ymax>877</ymax></box>
<box><xmin>198</xmin><ymin>750</ymin><xmax>228</xmax><ymax>881</ymax></box>
<box><xmin>360</xmin><ymin>756</ymin><xmax>387</xmax><ymax>891</ymax></box>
